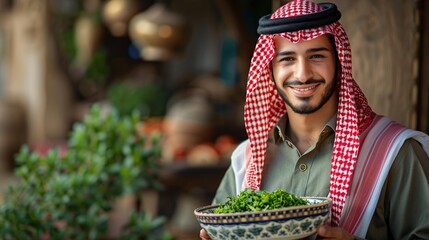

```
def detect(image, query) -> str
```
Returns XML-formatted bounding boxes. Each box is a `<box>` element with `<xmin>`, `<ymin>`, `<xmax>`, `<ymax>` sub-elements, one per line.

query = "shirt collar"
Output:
<box><xmin>274</xmin><ymin>113</ymin><xmax>337</xmax><ymax>143</ymax></box>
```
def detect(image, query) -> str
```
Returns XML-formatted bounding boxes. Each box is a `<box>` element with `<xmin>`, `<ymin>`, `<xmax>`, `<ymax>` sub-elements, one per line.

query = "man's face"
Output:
<box><xmin>271</xmin><ymin>34</ymin><xmax>338</xmax><ymax>114</ymax></box>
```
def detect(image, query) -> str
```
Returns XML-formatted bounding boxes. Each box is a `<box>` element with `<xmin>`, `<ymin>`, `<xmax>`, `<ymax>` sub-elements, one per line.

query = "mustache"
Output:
<box><xmin>283</xmin><ymin>79</ymin><xmax>325</xmax><ymax>87</ymax></box>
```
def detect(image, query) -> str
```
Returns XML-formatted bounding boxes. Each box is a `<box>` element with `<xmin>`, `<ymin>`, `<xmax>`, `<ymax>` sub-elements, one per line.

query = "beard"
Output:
<box><xmin>276</xmin><ymin>77</ymin><xmax>338</xmax><ymax>114</ymax></box>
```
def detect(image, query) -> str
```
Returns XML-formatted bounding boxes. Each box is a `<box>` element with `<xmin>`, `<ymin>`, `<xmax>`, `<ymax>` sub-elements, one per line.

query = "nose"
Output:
<box><xmin>294</xmin><ymin>58</ymin><xmax>313</xmax><ymax>82</ymax></box>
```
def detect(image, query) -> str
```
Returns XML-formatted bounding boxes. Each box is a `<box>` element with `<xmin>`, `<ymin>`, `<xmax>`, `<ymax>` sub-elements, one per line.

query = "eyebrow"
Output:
<box><xmin>275</xmin><ymin>47</ymin><xmax>331</xmax><ymax>57</ymax></box>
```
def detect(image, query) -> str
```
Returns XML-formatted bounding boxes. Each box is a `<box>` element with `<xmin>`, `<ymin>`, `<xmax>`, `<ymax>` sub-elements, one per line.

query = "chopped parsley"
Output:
<box><xmin>213</xmin><ymin>188</ymin><xmax>309</xmax><ymax>214</ymax></box>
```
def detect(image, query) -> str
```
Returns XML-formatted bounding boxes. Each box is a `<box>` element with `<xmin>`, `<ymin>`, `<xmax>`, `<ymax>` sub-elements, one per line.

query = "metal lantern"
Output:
<box><xmin>102</xmin><ymin>0</ymin><xmax>141</xmax><ymax>37</ymax></box>
<box><xmin>128</xmin><ymin>2</ymin><xmax>188</xmax><ymax>61</ymax></box>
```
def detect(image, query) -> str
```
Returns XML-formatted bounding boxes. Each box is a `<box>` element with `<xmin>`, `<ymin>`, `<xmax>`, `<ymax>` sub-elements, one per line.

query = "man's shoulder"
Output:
<box><xmin>363</xmin><ymin>115</ymin><xmax>429</xmax><ymax>160</ymax></box>
<box><xmin>397</xmin><ymin>137</ymin><xmax>429</xmax><ymax>161</ymax></box>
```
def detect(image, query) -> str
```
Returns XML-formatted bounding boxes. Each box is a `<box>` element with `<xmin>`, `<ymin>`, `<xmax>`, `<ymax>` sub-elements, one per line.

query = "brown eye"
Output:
<box><xmin>310</xmin><ymin>54</ymin><xmax>325</xmax><ymax>59</ymax></box>
<box><xmin>279</xmin><ymin>57</ymin><xmax>295</xmax><ymax>62</ymax></box>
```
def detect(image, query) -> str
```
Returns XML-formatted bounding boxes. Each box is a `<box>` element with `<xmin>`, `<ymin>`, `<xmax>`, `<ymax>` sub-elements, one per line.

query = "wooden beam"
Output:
<box><xmin>418</xmin><ymin>0</ymin><xmax>429</xmax><ymax>132</ymax></box>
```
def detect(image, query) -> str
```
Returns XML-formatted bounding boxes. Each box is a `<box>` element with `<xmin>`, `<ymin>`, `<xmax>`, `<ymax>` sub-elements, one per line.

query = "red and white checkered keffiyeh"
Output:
<box><xmin>243</xmin><ymin>0</ymin><xmax>375</xmax><ymax>226</ymax></box>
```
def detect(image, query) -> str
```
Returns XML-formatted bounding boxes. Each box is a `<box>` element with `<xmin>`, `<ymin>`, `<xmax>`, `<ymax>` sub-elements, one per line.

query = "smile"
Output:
<box><xmin>289</xmin><ymin>83</ymin><xmax>320</xmax><ymax>97</ymax></box>
<box><xmin>292</xmin><ymin>85</ymin><xmax>317</xmax><ymax>91</ymax></box>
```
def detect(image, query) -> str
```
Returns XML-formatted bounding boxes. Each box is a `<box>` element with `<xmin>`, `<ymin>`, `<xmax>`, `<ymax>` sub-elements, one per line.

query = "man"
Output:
<box><xmin>200</xmin><ymin>0</ymin><xmax>429</xmax><ymax>239</ymax></box>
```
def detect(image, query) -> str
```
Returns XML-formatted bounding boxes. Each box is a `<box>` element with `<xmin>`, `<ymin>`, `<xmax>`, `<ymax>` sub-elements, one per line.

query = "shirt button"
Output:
<box><xmin>299</xmin><ymin>163</ymin><xmax>308</xmax><ymax>172</ymax></box>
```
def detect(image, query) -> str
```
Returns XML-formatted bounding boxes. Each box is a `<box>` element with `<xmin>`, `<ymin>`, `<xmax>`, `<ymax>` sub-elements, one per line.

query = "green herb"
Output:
<box><xmin>0</xmin><ymin>105</ymin><xmax>173</xmax><ymax>240</ymax></box>
<box><xmin>213</xmin><ymin>188</ymin><xmax>309</xmax><ymax>214</ymax></box>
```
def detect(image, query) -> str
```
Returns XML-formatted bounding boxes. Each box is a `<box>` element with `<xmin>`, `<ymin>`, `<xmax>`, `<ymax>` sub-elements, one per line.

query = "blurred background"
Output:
<box><xmin>0</xmin><ymin>0</ymin><xmax>427</xmax><ymax>239</ymax></box>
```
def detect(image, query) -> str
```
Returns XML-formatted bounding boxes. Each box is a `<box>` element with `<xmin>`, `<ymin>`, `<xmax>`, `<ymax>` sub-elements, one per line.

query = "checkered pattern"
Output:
<box><xmin>243</xmin><ymin>0</ymin><xmax>375</xmax><ymax>226</ymax></box>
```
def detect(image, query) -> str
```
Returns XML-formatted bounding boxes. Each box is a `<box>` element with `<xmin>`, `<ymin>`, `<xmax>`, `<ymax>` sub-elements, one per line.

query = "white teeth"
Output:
<box><xmin>294</xmin><ymin>86</ymin><xmax>315</xmax><ymax>91</ymax></box>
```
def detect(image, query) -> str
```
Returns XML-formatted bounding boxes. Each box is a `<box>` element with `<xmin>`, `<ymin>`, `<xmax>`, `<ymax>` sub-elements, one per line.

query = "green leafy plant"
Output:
<box><xmin>214</xmin><ymin>188</ymin><xmax>309</xmax><ymax>214</ymax></box>
<box><xmin>0</xmin><ymin>105</ymin><xmax>173</xmax><ymax>240</ymax></box>
<box><xmin>107</xmin><ymin>82</ymin><xmax>169</xmax><ymax>118</ymax></box>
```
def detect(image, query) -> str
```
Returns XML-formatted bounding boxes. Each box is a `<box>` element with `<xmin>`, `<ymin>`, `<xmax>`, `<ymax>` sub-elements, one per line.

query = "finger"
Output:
<box><xmin>317</xmin><ymin>225</ymin><xmax>333</xmax><ymax>237</ymax></box>
<box><xmin>200</xmin><ymin>228</ymin><xmax>211</xmax><ymax>240</ymax></box>
<box><xmin>317</xmin><ymin>226</ymin><xmax>353</xmax><ymax>240</ymax></box>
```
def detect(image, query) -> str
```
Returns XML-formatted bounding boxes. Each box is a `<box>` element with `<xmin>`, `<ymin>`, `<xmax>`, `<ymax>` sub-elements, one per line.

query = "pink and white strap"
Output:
<box><xmin>340</xmin><ymin>116</ymin><xmax>429</xmax><ymax>236</ymax></box>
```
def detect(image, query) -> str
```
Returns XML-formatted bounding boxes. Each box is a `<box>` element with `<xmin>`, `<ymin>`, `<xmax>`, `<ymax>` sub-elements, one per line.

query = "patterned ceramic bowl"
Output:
<box><xmin>194</xmin><ymin>197</ymin><xmax>331</xmax><ymax>240</ymax></box>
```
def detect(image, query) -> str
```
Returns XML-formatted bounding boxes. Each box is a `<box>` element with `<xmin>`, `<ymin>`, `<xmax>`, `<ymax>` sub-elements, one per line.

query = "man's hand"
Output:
<box><xmin>316</xmin><ymin>225</ymin><xmax>354</xmax><ymax>239</ymax></box>
<box><xmin>200</xmin><ymin>229</ymin><xmax>211</xmax><ymax>240</ymax></box>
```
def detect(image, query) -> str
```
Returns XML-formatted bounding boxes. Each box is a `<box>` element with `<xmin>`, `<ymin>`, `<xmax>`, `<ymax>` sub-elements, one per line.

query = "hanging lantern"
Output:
<box><xmin>128</xmin><ymin>2</ymin><xmax>189</xmax><ymax>61</ymax></box>
<box><xmin>102</xmin><ymin>0</ymin><xmax>141</xmax><ymax>37</ymax></box>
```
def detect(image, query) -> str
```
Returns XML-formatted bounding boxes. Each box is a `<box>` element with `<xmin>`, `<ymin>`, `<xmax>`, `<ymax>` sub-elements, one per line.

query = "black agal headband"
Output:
<box><xmin>257</xmin><ymin>2</ymin><xmax>341</xmax><ymax>35</ymax></box>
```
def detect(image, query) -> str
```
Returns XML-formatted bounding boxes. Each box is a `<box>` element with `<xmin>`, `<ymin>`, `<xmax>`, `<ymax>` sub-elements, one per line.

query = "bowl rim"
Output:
<box><xmin>194</xmin><ymin>196</ymin><xmax>332</xmax><ymax>218</ymax></box>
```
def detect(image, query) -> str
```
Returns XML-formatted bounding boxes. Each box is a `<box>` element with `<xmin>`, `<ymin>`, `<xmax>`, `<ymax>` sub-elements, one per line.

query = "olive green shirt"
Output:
<box><xmin>213</xmin><ymin>115</ymin><xmax>429</xmax><ymax>240</ymax></box>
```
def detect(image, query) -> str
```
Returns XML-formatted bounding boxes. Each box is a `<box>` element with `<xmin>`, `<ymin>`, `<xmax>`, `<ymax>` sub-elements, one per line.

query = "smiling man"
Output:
<box><xmin>200</xmin><ymin>0</ymin><xmax>429</xmax><ymax>239</ymax></box>
<box><xmin>271</xmin><ymin>35</ymin><xmax>338</xmax><ymax>154</ymax></box>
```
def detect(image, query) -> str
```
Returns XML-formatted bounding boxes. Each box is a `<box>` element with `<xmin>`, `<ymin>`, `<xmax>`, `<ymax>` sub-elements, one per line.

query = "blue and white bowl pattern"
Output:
<box><xmin>194</xmin><ymin>197</ymin><xmax>331</xmax><ymax>240</ymax></box>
